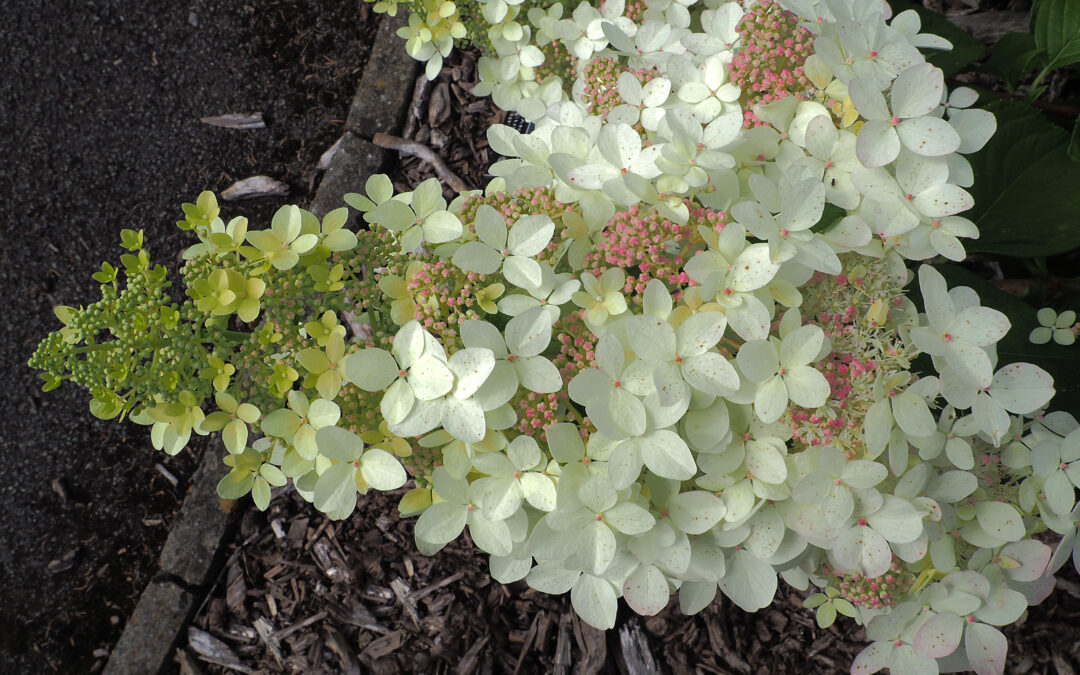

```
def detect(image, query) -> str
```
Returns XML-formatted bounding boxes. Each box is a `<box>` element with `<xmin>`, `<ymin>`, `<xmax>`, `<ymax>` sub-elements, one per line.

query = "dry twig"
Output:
<box><xmin>372</xmin><ymin>132</ymin><xmax>471</xmax><ymax>192</ymax></box>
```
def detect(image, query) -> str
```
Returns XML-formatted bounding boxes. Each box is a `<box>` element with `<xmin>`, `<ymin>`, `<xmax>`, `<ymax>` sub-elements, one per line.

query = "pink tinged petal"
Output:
<box><xmin>897</xmin><ymin>117</ymin><xmax>962</xmax><ymax>157</ymax></box>
<box><xmin>896</xmin><ymin>151</ymin><xmax>950</xmax><ymax>195</ymax></box>
<box><xmin>989</xmin><ymin>362</ymin><xmax>1054</xmax><ymax>414</ymax></box>
<box><xmin>964</xmin><ymin>622</ymin><xmax>1007</xmax><ymax>675</ymax></box>
<box><xmin>918</xmin><ymin>265</ymin><xmax>955</xmax><ymax>331</ymax></box>
<box><xmin>946</xmin><ymin>341</ymin><xmax>994</xmax><ymax>389</ymax></box>
<box><xmin>931</xmin><ymin>230</ymin><xmax>967</xmax><ymax>261</ymax></box>
<box><xmin>949</xmin><ymin>108</ymin><xmax>997</xmax><ymax>154</ymax></box>
<box><xmin>851</xmin><ymin>166</ymin><xmax>904</xmax><ymax>203</ymax></box>
<box><xmin>912</xmin><ymin>182</ymin><xmax>973</xmax><ymax>218</ymax></box>
<box><xmin>848</xmin><ymin>79</ymin><xmax>891</xmax><ymax>121</ymax></box>
<box><xmin>851</xmin><ymin>641</ymin><xmax>893</xmax><ymax>675</ymax></box>
<box><xmin>754</xmin><ymin>374</ymin><xmax>789</xmax><ymax>423</ymax></box>
<box><xmin>891</xmin><ymin>64</ymin><xmax>943</xmax><ymax>119</ymax></box>
<box><xmin>950</xmin><ymin>306</ymin><xmax>1010</xmax><ymax>346</ymax></box>
<box><xmin>856</xmin><ymin>120</ymin><xmax>901</xmax><ymax>168</ymax></box>
<box><xmin>913</xmin><ymin>612</ymin><xmax>964</xmax><ymax>658</ymax></box>
<box><xmin>784</xmin><ymin>366</ymin><xmax>830</xmax><ymax>408</ymax></box>
<box><xmin>732</xmin><ymin>201</ymin><xmax>777</xmax><ymax>240</ymax></box>
<box><xmin>678</xmin><ymin>81</ymin><xmax>710</xmax><ymax>104</ymax></box>
<box><xmin>805</xmin><ymin>115</ymin><xmax>838</xmax><ymax>160</ymax></box>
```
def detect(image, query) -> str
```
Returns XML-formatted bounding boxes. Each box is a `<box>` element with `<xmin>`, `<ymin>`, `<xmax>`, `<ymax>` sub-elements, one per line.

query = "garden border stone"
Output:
<box><xmin>102</xmin><ymin>11</ymin><xmax>417</xmax><ymax>674</ymax></box>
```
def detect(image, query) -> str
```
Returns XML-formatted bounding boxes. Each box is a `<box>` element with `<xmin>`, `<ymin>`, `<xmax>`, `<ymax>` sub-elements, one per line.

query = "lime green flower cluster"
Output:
<box><xmin>28</xmin><ymin>189</ymin><xmax>425</xmax><ymax>515</ymax></box>
<box><xmin>28</xmin><ymin>227</ymin><xmax>230</xmax><ymax>425</ymax></box>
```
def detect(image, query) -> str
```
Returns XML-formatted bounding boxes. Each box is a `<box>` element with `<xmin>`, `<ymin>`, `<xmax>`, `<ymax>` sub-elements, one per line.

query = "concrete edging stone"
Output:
<box><xmin>103</xmin><ymin>11</ymin><xmax>417</xmax><ymax>674</ymax></box>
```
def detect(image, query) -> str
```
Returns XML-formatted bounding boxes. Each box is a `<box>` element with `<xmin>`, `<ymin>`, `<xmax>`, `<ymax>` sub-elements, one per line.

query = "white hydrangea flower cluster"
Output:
<box><xmin>200</xmin><ymin>1</ymin><xmax>1072</xmax><ymax>672</ymax></box>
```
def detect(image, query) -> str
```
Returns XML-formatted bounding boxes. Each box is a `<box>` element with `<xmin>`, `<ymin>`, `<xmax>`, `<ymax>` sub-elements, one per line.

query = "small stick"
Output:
<box><xmin>403</xmin><ymin>73</ymin><xmax>431</xmax><ymax>140</ymax></box>
<box><xmin>154</xmin><ymin>463</ymin><xmax>179</xmax><ymax>487</ymax></box>
<box><xmin>372</xmin><ymin>132</ymin><xmax>471</xmax><ymax>193</ymax></box>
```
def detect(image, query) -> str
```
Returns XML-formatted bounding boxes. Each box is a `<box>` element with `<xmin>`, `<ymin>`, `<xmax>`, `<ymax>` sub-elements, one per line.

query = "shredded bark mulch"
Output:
<box><xmin>187</xmin><ymin>487</ymin><xmax>1080</xmax><ymax>674</ymax></box>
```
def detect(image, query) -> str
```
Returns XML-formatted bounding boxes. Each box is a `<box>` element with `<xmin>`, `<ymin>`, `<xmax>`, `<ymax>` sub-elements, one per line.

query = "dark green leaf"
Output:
<box><xmin>1070</xmin><ymin>116</ymin><xmax>1080</xmax><ymax>163</ymax></box>
<box><xmin>982</xmin><ymin>32</ymin><xmax>1046</xmax><ymax>91</ymax></box>
<box><xmin>888</xmin><ymin>1</ymin><xmax>986</xmax><ymax>77</ymax></box>
<box><xmin>966</xmin><ymin>100</ymin><xmax>1080</xmax><ymax>257</ymax></box>
<box><xmin>936</xmin><ymin>264</ymin><xmax>1080</xmax><ymax>418</ymax></box>
<box><xmin>1034</xmin><ymin>0</ymin><xmax>1080</xmax><ymax>71</ymax></box>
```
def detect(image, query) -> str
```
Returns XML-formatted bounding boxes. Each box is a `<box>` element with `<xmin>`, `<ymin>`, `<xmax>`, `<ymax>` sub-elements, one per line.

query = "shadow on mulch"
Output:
<box><xmin>0</xmin><ymin>1</ymin><xmax>378</xmax><ymax>671</ymax></box>
<box><xmin>190</xmin><ymin>487</ymin><xmax>1080</xmax><ymax>675</ymax></box>
<box><xmin>184</xmin><ymin>44</ymin><xmax>1080</xmax><ymax>675</ymax></box>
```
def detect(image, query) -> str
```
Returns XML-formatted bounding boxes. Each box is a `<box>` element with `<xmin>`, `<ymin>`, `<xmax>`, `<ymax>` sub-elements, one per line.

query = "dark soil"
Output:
<box><xmin>0</xmin><ymin>1</ymin><xmax>378</xmax><ymax>671</ymax></box>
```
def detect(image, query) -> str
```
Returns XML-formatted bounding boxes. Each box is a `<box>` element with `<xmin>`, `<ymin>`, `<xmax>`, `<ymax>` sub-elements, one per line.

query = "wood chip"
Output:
<box><xmin>619</xmin><ymin>618</ymin><xmax>659</xmax><ymax>675</ymax></box>
<box><xmin>554</xmin><ymin>613</ymin><xmax>573</xmax><ymax>675</ymax></box>
<box><xmin>456</xmin><ymin>634</ymin><xmax>490</xmax><ymax>675</ymax></box>
<box><xmin>312</xmin><ymin>538</ymin><xmax>352</xmax><ymax>584</ymax></box>
<box><xmin>372</xmin><ymin>132</ymin><xmax>471</xmax><ymax>192</ymax></box>
<box><xmin>360</xmin><ymin>629</ymin><xmax>405</xmax><ymax>661</ymax></box>
<box><xmin>187</xmin><ymin>626</ymin><xmax>254</xmax><ymax>674</ymax></box>
<box><xmin>175</xmin><ymin>647</ymin><xmax>205</xmax><ymax>675</ymax></box>
<box><xmin>318</xmin><ymin>135</ymin><xmax>344</xmax><ymax>170</ymax></box>
<box><xmin>512</xmin><ymin>609</ymin><xmax>543</xmax><ymax>675</ymax></box>
<box><xmin>200</xmin><ymin>112</ymin><xmax>265</xmax><ymax>129</ymax></box>
<box><xmin>391</xmin><ymin>577</ymin><xmax>421</xmax><ymax>628</ymax></box>
<box><xmin>47</xmin><ymin>549</ymin><xmax>78</xmax><ymax>575</ymax></box>
<box><xmin>154</xmin><ymin>463</ymin><xmax>179</xmax><ymax>487</ymax></box>
<box><xmin>226</xmin><ymin>559</ymin><xmax>247</xmax><ymax>618</ymax></box>
<box><xmin>323</xmin><ymin>626</ymin><xmax>361</xmax><ymax>675</ymax></box>
<box><xmin>574</xmin><ymin>612</ymin><xmax>607</xmax><ymax>675</ymax></box>
<box><xmin>428</xmin><ymin>82</ymin><xmax>451</xmax><ymax>128</ymax></box>
<box><xmin>253</xmin><ymin>616</ymin><xmax>284</xmax><ymax>668</ymax></box>
<box><xmin>220</xmin><ymin>176</ymin><xmax>288</xmax><ymax>200</ymax></box>
<box><xmin>271</xmin><ymin>610</ymin><xmax>328</xmax><ymax>641</ymax></box>
<box><xmin>410</xmin><ymin>569</ymin><xmax>465</xmax><ymax>603</ymax></box>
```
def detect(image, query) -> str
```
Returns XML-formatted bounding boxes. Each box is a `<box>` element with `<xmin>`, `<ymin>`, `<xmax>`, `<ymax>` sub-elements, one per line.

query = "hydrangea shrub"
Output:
<box><xmin>31</xmin><ymin>1</ymin><xmax>1080</xmax><ymax>673</ymax></box>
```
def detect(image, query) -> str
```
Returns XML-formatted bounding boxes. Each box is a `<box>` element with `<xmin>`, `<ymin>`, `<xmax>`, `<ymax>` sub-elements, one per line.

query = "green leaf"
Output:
<box><xmin>888</xmin><ymin>0</ymin><xmax>986</xmax><ymax>77</ymax></box>
<box><xmin>983</xmin><ymin>32</ymin><xmax>1045</xmax><ymax>91</ymax></box>
<box><xmin>815</xmin><ymin>602</ymin><xmax>837</xmax><ymax>629</ymax></box>
<box><xmin>1034</xmin><ymin>0</ymin><xmax>1080</xmax><ymax>71</ymax></box>
<box><xmin>251</xmin><ymin>477</ymin><xmax>271</xmax><ymax>511</ymax></box>
<box><xmin>966</xmin><ymin>100</ymin><xmax>1080</xmax><ymax>257</ymax></box>
<box><xmin>1071</xmin><ymin>115</ymin><xmax>1080</xmax><ymax>163</ymax></box>
<box><xmin>217</xmin><ymin>469</ymin><xmax>254</xmax><ymax>500</ymax></box>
